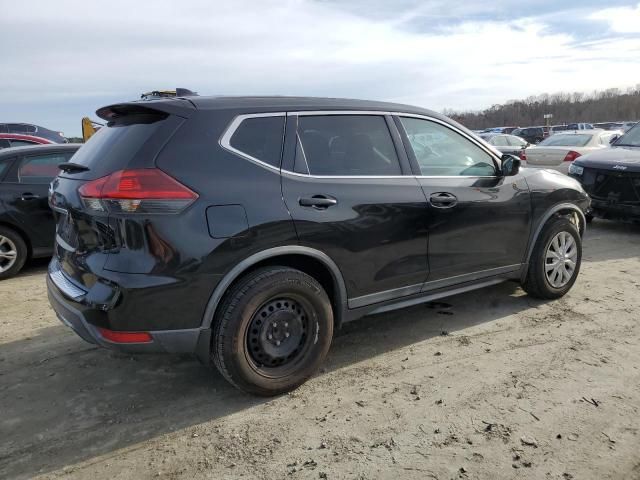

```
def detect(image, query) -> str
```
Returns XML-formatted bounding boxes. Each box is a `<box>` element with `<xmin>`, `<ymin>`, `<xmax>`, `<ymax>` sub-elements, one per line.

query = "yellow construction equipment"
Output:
<box><xmin>81</xmin><ymin>117</ymin><xmax>103</xmax><ymax>142</ymax></box>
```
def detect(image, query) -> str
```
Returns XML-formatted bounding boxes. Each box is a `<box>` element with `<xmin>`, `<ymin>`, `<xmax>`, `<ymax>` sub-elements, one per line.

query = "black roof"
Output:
<box><xmin>0</xmin><ymin>143</ymin><xmax>81</xmax><ymax>158</ymax></box>
<box><xmin>98</xmin><ymin>95</ymin><xmax>450</xmax><ymax>124</ymax></box>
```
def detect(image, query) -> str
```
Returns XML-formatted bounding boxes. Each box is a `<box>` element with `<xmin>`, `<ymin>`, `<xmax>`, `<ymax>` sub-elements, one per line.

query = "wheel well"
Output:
<box><xmin>0</xmin><ymin>221</ymin><xmax>32</xmax><ymax>259</ymax></box>
<box><xmin>553</xmin><ymin>208</ymin><xmax>585</xmax><ymax>236</ymax></box>
<box><xmin>220</xmin><ymin>254</ymin><xmax>343</xmax><ymax>328</ymax></box>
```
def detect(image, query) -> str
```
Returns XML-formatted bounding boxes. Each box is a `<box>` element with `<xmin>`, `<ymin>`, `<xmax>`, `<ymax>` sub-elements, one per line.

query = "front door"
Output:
<box><xmin>395</xmin><ymin>115</ymin><xmax>531</xmax><ymax>288</ymax></box>
<box><xmin>281</xmin><ymin>113</ymin><xmax>429</xmax><ymax>308</ymax></box>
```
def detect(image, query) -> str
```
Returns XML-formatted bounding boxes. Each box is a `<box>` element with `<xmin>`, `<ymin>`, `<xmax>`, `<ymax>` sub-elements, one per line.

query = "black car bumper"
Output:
<box><xmin>47</xmin><ymin>268</ymin><xmax>207</xmax><ymax>355</ymax></box>
<box><xmin>588</xmin><ymin>198</ymin><xmax>640</xmax><ymax>220</ymax></box>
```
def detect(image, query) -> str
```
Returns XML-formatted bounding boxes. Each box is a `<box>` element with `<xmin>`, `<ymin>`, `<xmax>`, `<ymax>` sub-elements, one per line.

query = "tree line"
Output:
<box><xmin>445</xmin><ymin>86</ymin><xmax>640</xmax><ymax>129</ymax></box>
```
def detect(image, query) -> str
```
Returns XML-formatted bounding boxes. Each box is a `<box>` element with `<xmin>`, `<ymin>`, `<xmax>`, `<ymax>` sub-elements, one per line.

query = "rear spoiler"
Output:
<box><xmin>96</xmin><ymin>99</ymin><xmax>196</xmax><ymax>122</ymax></box>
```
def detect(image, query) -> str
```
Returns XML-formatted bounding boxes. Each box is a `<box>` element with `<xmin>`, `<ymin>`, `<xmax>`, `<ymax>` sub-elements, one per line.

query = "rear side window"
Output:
<box><xmin>0</xmin><ymin>158</ymin><xmax>12</xmax><ymax>179</ymax></box>
<box><xmin>229</xmin><ymin>116</ymin><xmax>284</xmax><ymax>168</ymax></box>
<box><xmin>10</xmin><ymin>140</ymin><xmax>38</xmax><ymax>147</ymax></box>
<box><xmin>490</xmin><ymin>136</ymin><xmax>508</xmax><ymax>146</ymax></box>
<box><xmin>296</xmin><ymin>115</ymin><xmax>401</xmax><ymax>176</ymax></box>
<box><xmin>18</xmin><ymin>152</ymin><xmax>74</xmax><ymax>184</ymax></box>
<box><xmin>0</xmin><ymin>139</ymin><xmax>10</xmax><ymax>149</ymax></box>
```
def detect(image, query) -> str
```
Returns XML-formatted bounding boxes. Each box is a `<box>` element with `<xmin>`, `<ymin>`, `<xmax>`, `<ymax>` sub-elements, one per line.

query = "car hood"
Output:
<box><xmin>574</xmin><ymin>146</ymin><xmax>640</xmax><ymax>173</ymax></box>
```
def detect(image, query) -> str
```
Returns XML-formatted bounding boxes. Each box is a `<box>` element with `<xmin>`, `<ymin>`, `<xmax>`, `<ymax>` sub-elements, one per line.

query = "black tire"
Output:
<box><xmin>212</xmin><ymin>267</ymin><xmax>333</xmax><ymax>396</ymax></box>
<box><xmin>0</xmin><ymin>226</ymin><xmax>28</xmax><ymax>280</ymax></box>
<box><xmin>522</xmin><ymin>217</ymin><xmax>582</xmax><ymax>299</ymax></box>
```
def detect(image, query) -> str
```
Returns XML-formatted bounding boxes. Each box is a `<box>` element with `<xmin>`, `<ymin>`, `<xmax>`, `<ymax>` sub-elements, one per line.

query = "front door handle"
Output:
<box><xmin>429</xmin><ymin>192</ymin><xmax>458</xmax><ymax>208</ymax></box>
<box><xmin>299</xmin><ymin>195</ymin><xmax>338</xmax><ymax>209</ymax></box>
<box><xmin>21</xmin><ymin>192</ymin><xmax>41</xmax><ymax>201</ymax></box>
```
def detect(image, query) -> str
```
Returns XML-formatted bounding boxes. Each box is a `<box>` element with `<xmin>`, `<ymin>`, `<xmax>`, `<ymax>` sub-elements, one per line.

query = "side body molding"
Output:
<box><xmin>200</xmin><ymin>246</ymin><xmax>348</xmax><ymax>329</ymax></box>
<box><xmin>522</xmin><ymin>202</ymin><xmax>586</xmax><ymax>279</ymax></box>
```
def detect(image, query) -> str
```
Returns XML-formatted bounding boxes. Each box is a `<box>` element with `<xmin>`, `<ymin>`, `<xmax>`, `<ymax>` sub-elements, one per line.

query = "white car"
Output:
<box><xmin>522</xmin><ymin>129</ymin><xmax>620</xmax><ymax>174</ymax></box>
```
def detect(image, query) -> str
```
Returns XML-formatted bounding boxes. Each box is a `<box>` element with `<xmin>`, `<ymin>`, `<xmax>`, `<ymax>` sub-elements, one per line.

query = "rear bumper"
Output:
<box><xmin>47</xmin><ymin>273</ymin><xmax>207</xmax><ymax>355</ymax></box>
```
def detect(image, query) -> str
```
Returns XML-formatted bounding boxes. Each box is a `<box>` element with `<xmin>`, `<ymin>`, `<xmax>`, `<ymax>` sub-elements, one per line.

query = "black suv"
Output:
<box><xmin>47</xmin><ymin>96</ymin><xmax>589</xmax><ymax>395</ymax></box>
<box><xmin>512</xmin><ymin>126</ymin><xmax>549</xmax><ymax>144</ymax></box>
<box><xmin>0</xmin><ymin>144</ymin><xmax>80</xmax><ymax>278</ymax></box>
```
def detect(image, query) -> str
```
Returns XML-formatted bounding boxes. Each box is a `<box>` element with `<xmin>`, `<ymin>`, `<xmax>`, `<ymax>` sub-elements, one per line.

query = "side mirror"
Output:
<box><xmin>501</xmin><ymin>154</ymin><xmax>521</xmax><ymax>176</ymax></box>
<box><xmin>609</xmin><ymin>135</ymin><xmax>620</xmax><ymax>145</ymax></box>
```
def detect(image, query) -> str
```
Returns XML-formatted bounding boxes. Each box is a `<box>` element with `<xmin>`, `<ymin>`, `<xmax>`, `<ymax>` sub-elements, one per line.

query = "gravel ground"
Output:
<box><xmin>1</xmin><ymin>220</ymin><xmax>639</xmax><ymax>480</ymax></box>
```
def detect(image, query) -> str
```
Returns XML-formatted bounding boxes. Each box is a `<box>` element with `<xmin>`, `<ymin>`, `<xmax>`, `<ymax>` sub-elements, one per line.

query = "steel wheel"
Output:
<box><xmin>246</xmin><ymin>296</ymin><xmax>313</xmax><ymax>374</ymax></box>
<box><xmin>0</xmin><ymin>235</ymin><xmax>18</xmax><ymax>274</ymax></box>
<box><xmin>544</xmin><ymin>231</ymin><xmax>578</xmax><ymax>288</ymax></box>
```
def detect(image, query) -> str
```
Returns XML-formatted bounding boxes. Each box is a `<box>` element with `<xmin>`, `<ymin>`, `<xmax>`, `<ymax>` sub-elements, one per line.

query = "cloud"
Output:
<box><xmin>1</xmin><ymin>0</ymin><xmax>639</xmax><ymax>135</ymax></box>
<box><xmin>589</xmin><ymin>2</ymin><xmax>640</xmax><ymax>33</ymax></box>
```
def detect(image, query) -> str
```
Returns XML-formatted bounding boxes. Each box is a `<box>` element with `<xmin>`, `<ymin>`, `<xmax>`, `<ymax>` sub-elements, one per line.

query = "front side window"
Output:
<box><xmin>296</xmin><ymin>115</ymin><xmax>401</xmax><ymax>176</ymax></box>
<box><xmin>400</xmin><ymin>117</ymin><xmax>496</xmax><ymax>176</ymax></box>
<box><xmin>18</xmin><ymin>152</ymin><xmax>73</xmax><ymax>184</ymax></box>
<box><xmin>616</xmin><ymin>123</ymin><xmax>640</xmax><ymax>146</ymax></box>
<box><xmin>0</xmin><ymin>158</ymin><xmax>12</xmax><ymax>179</ymax></box>
<box><xmin>538</xmin><ymin>134</ymin><xmax>592</xmax><ymax>147</ymax></box>
<box><xmin>229</xmin><ymin>116</ymin><xmax>285</xmax><ymax>168</ymax></box>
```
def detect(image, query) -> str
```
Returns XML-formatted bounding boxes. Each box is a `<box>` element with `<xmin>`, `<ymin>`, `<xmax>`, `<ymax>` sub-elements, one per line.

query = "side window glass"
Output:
<box><xmin>296</xmin><ymin>115</ymin><xmax>401</xmax><ymax>176</ymax></box>
<box><xmin>399</xmin><ymin>117</ymin><xmax>496</xmax><ymax>176</ymax></box>
<box><xmin>18</xmin><ymin>153</ymin><xmax>72</xmax><ymax>184</ymax></box>
<box><xmin>0</xmin><ymin>139</ymin><xmax>11</xmax><ymax>149</ymax></box>
<box><xmin>10</xmin><ymin>140</ymin><xmax>38</xmax><ymax>147</ymax></box>
<box><xmin>229</xmin><ymin>116</ymin><xmax>284</xmax><ymax>168</ymax></box>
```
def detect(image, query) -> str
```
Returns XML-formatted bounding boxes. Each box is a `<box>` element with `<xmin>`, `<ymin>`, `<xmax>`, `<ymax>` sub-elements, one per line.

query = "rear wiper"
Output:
<box><xmin>58</xmin><ymin>162</ymin><xmax>90</xmax><ymax>173</ymax></box>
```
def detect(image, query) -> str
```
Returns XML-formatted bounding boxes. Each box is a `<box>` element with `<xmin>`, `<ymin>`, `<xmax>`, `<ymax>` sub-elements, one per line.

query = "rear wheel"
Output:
<box><xmin>0</xmin><ymin>227</ymin><xmax>27</xmax><ymax>280</ymax></box>
<box><xmin>212</xmin><ymin>267</ymin><xmax>333</xmax><ymax>396</ymax></box>
<box><xmin>522</xmin><ymin>218</ymin><xmax>582</xmax><ymax>299</ymax></box>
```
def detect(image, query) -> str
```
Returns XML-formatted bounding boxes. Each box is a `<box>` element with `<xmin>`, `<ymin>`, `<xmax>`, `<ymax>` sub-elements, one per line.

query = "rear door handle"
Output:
<box><xmin>21</xmin><ymin>193</ymin><xmax>41</xmax><ymax>201</ymax></box>
<box><xmin>429</xmin><ymin>192</ymin><xmax>458</xmax><ymax>208</ymax></box>
<box><xmin>299</xmin><ymin>195</ymin><xmax>338</xmax><ymax>209</ymax></box>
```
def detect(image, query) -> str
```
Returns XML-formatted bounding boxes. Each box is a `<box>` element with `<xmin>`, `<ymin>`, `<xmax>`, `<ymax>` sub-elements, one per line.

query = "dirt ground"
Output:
<box><xmin>1</xmin><ymin>220</ymin><xmax>639</xmax><ymax>480</ymax></box>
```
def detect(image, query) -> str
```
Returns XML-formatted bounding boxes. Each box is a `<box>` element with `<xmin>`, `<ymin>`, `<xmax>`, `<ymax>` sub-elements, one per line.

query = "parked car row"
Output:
<box><xmin>0</xmin><ymin>123</ymin><xmax>67</xmax><ymax>144</ymax></box>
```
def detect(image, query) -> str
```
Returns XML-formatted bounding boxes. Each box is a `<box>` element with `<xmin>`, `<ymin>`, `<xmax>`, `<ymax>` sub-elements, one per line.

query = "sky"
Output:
<box><xmin>2</xmin><ymin>0</ymin><xmax>640</xmax><ymax>136</ymax></box>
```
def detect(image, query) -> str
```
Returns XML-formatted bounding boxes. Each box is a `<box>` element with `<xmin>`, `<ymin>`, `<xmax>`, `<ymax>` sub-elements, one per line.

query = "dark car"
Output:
<box><xmin>479</xmin><ymin>133</ymin><xmax>529</xmax><ymax>158</ymax></box>
<box><xmin>0</xmin><ymin>123</ymin><xmax>67</xmax><ymax>143</ymax></box>
<box><xmin>0</xmin><ymin>144</ymin><xmax>81</xmax><ymax>278</ymax></box>
<box><xmin>46</xmin><ymin>96</ymin><xmax>589</xmax><ymax>395</ymax></box>
<box><xmin>568</xmin><ymin>122</ymin><xmax>640</xmax><ymax>222</ymax></box>
<box><xmin>512</xmin><ymin>126</ymin><xmax>549</xmax><ymax>144</ymax></box>
<box><xmin>0</xmin><ymin>133</ymin><xmax>54</xmax><ymax>149</ymax></box>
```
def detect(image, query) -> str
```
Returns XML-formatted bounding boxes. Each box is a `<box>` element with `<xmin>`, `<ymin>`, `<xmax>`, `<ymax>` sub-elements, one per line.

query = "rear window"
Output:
<box><xmin>66</xmin><ymin>113</ymin><xmax>172</xmax><ymax>178</ymax></box>
<box><xmin>229</xmin><ymin>116</ymin><xmax>284</xmax><ymax>168</ymax></box>
<box><xmin>538</xmin><ymin>134</ymin><xmax>592</xmax><ymax>147</ymax></box>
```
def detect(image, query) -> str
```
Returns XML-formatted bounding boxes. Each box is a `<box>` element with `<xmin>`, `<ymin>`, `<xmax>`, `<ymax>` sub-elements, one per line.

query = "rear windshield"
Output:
<box><xmin>65</xmin><ymin>114</ymin><xmax>172</xmax><ymax>178</ymax></box>
<box><xmin>538</xmin><ymin>134</ymin><xmax>592</xmax><ymax>147</ymax></box>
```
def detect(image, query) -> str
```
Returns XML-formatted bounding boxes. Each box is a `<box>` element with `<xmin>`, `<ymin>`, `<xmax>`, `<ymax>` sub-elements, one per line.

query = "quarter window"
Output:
<box><xmin>229</xmin><ymin>116</ymin><xmax>284</xmax><ymax>168</ymax></box>
<box><xmin>296</xmin><ymin>115</ymin><xmax>401</xmax><ymax>176</ymax></box>
<box><xmin>18</xmin><ymin>153</ymin><xmax>73</xmax><ymax>184</ymax></box>
<box><xmin>399</xmin><ymin>117</ymin><xmax>496</xmax><ymax>176</ymax></box>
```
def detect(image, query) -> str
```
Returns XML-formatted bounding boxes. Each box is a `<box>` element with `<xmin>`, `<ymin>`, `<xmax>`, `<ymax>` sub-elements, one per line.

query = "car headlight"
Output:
<box><xmin>568</xmin><ymin>163</ymin><xmax>584</xmax><ymax>176</ymax></box>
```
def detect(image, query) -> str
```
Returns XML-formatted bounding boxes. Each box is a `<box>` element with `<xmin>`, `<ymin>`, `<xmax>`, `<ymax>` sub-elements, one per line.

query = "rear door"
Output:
<box><xmin>396</xmin><ymin>115</ymin><xmax>531</xmax><ymax>285</ymax></box>
<box><xmin>2</xmin><ymin>150</ymin><xmax>75</xmax><ymax>252</ymax></box>
<box><xmin>281</xmin><ymin>112</ymin><xmax>429</xmax><ymax>308</ymax></box>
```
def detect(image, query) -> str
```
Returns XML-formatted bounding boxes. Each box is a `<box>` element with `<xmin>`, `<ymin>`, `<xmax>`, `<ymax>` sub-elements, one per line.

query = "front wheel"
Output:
<box><xmin>212</xmin><ymin>267</ymin><xmax>333</xmax><ymax>396</ymax></box>
<box><xmin>522</xmin><ymin>218</ymin><xmax>582</xmax><ymax>299</ymax></box>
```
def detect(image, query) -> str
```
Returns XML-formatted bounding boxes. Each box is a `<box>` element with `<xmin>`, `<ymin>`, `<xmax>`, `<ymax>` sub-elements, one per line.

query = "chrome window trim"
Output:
<box><xmin>220</xmin><ymin>110</ymin><xmax>503</xmax><ymax>180</ymax></box>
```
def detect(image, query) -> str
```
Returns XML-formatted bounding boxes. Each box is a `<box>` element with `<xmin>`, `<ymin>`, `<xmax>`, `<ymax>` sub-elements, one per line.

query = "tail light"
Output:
<box><xmin>79</xmin><ymin>168</ymin><xmax>198</xmax><ymax>214</ymax></box>
<box><xmin>563</xmin><ymin>150</ymin><xmax>582</xmax><ymax>162</ymax></box>
<box><xmin>519</xmin><ymin>150</ymin><xmax>527</xmax><ymax>161</ymax></box>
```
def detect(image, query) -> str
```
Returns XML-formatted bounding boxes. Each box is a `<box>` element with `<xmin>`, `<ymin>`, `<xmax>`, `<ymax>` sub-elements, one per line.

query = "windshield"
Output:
<box><xmin>538</xmin><ymin>134</ymin><xmax>592</xmax><ymax>147</ymax></box>
<box><xmin>616</xmin><ymin>123</ymin><xmax>640</xmax><ymax>146</ymax></box>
